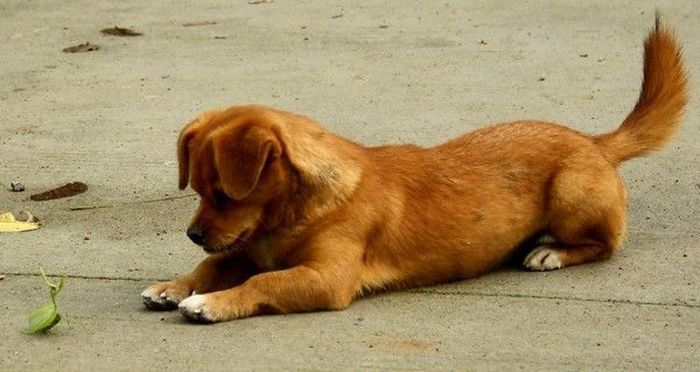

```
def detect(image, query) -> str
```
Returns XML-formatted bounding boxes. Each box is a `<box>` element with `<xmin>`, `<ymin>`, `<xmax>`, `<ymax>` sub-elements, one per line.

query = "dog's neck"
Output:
<box><xmin>274</xmin><ymin>122</ymin><xmax>365</xmax><ymax>221</ymax></box>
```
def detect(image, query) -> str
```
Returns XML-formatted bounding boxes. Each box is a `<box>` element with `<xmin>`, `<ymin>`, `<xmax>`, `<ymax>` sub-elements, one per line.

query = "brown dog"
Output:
<box><xmin>142</xmin><ymin>19</ymin><xmax>687</xmax><ymax>323</ymax></box>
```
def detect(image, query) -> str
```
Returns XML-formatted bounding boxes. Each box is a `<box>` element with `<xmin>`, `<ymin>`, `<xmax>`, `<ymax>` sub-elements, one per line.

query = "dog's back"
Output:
<box><xmin>356</xmin><ymin>17</ymin><xmax>687</xmax><ymax>285</ymax></box>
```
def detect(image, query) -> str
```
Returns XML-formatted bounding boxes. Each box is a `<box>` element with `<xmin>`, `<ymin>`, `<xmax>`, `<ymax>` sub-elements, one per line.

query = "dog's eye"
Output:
<box><xmin>213</xmin><ymin>190</ymin><xmax>230</xmax><ymax>205</ymax></box>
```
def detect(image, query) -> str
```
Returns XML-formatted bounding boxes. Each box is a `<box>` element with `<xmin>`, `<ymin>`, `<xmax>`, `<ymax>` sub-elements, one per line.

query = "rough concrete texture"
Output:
<box><xmin>1</xmin><ymin>1</ymin><xmax>698</xmax><ymax>370</ymax></box>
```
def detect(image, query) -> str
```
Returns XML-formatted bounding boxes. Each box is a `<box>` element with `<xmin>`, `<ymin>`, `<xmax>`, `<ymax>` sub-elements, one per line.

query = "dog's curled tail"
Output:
<box><xmin>595</xmin><ymin>16</ymin><xmax>688</xmax><ymax>164</ymax></box>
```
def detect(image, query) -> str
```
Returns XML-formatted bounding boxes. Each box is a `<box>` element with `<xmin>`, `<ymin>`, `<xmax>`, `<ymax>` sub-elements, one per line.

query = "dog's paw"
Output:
<box><xmin>141</xmin><ymin>281</ymin><xmax>193</xmax><ymax>311</ymax></box>
<box><xmin>524</xmin><ymin>246</ymin><xmax>564</xmax><ymax>271</ymax></box>
<box><xmin>178</xmin><ymin>294</ymin><xmax>215</xmax><ymax>323</ymax></box>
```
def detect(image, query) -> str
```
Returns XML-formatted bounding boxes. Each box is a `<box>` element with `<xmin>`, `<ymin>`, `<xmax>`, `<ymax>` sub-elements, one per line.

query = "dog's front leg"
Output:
<box><xmin>178</xmin><ymin>264</ymin><xmax>358</xmax><ymax>323</ymax></box>
<box><xmin>142</xmin><ymin>252</ymin><xmax>258</xmax><ymax>310</ymax></box>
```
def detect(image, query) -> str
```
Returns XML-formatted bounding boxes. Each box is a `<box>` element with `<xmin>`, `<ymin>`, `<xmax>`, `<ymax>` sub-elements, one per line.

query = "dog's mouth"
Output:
<box><xmin>202</xmin><ymin>229</ymin><xmax>253</xmax><ymax>254</ymax></box>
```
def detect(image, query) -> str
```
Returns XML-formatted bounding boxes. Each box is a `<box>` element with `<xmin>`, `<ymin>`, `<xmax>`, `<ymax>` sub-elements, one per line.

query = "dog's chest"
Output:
<box><xmin>246</xmin><ymin>234</ymin><xmax>291</xmax><ymax>271</ymax></box>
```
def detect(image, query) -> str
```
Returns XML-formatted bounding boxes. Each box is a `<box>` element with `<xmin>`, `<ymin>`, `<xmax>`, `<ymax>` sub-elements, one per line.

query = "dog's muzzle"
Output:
<box><xmin>186</xmin><ymin>225</ymin><xmax>205</xmax><ymax>246</ymax></box>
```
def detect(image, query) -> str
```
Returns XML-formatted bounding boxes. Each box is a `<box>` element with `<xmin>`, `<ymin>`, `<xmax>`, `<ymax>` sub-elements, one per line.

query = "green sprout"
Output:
<box><xmin>26</xmin><ymin>267</ymin><xmax>65</xmax><ymax>334</ymax></box>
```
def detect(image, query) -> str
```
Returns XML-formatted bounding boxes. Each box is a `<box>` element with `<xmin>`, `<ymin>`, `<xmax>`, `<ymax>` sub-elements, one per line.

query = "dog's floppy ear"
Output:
<box><xmin>177</xmin><ymin>120</ymin><xmax>198</xmax><ymax>190</ymax></box>
<box><xmin>213</xmin><ymin>126</ymin><xmax>281</xmax><ymax>200</ymax></box>
<box><xmin>177</xmin><ymin>111</ymin><xmax>221</xmax><ymax>190</ymax></box>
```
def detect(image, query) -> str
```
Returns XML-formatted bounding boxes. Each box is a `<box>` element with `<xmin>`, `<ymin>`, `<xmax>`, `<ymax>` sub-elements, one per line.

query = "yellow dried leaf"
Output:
<box><xmin>0</xmin><ymin>212</ymin><xmax>40</xmax><ymax>232</ymax></box>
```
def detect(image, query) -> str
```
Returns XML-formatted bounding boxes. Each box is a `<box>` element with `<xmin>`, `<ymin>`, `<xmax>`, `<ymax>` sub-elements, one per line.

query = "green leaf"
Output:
<box><xmin>26</xmin><ymin>303</ymin><xmax>60</xmax><ymax>334</ymax></box>
<box><xmin>25</xmin><ymin>267</ymin><xmax>65</xmax><ymax>334</ymax></box>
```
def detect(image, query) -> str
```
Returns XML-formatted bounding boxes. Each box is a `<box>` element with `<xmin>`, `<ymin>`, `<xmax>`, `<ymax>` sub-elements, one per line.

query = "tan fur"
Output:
<box><xmin>143</xmin><ymin>19</ymin><xmax>688</xmax><ymax>323</ymax></box>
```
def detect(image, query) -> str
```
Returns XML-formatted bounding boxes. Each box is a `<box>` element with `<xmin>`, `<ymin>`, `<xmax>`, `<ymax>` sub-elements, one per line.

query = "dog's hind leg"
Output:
<box><xmin>524</xmin><ymin>153</ymin><xmax>627</xmax><ymax>271</ymax></box>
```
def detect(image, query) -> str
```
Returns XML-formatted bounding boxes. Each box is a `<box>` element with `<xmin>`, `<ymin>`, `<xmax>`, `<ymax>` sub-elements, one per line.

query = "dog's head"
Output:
<box><xmin>177</xmin><ymin>105</ymin><xmax>362</xmax><ymax>253</ymax></box>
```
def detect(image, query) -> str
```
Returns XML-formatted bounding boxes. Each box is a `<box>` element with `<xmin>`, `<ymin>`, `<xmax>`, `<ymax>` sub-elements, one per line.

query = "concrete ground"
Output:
<box><xmin>1</xmin><ymin>1</ymin><xmax>698</xmax><ymax>370</ymax></box>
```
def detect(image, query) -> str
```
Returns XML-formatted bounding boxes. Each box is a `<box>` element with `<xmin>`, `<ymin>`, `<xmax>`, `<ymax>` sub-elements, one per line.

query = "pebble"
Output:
<box><xmin>10</xmin><ymin>182</ymin><xmax>24</xmax><ymax>192</ymax></box>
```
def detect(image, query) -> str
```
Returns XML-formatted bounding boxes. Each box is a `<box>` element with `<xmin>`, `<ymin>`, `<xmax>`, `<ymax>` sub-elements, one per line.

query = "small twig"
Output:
<box><xmin>69</xmin><ymin>193</ymin><xmax>196</xmax><ymax>211</ymax></box>
<box><xmin>68</xmin><ymin>204</ymin><xmax>113</xmax><ymax>211</ymax></box>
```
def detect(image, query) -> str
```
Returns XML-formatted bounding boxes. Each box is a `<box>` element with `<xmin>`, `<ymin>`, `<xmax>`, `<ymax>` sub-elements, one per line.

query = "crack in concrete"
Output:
<box><xmin>408</xmin><ymin>289</ymin><xmax>700</xmax><ymax>309</ymax></box>
<box><xmin>68</xmin><ymin>193</ymin><xmax>197</xmax><ymax>211</ymax></box>
<box><xmin>6</xmin><ymin>272</ymin><xmax>696</xmax><ymax>309</ymax></box>
<box><xmin>3</xmin><ymin>272</ymin><xmax>168</xmax><ymax>282</ymax></box>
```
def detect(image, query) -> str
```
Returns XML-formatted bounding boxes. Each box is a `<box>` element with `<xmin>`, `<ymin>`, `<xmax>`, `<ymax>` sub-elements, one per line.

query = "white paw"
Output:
<box><xmin>524</xmin><ymin>246</ymin><xmax>564</xmax><ymax>271</ymax></box>
<box><xmin>141</xmin><ymin>283</ymin><xmax>191</xmax><ymax>310</ymax></box>
<box><xmin>178</xmin><ymin>294</ymin><xmax>214</xmax><ymax>323</ymax></box>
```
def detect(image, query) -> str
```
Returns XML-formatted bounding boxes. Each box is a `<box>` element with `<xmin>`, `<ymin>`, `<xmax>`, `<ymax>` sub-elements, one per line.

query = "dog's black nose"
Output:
<box><xmin>186</xmin><ymin>226</ymin><xmax>205</xmax><ymax>245</ymax></box>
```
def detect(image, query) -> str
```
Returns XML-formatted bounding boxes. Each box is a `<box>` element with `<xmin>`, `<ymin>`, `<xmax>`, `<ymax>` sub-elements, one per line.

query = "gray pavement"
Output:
<box><xmin>1</xmin><ymin>1</ymin><xmax>698</xmax><ymax>370</ymax></box>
